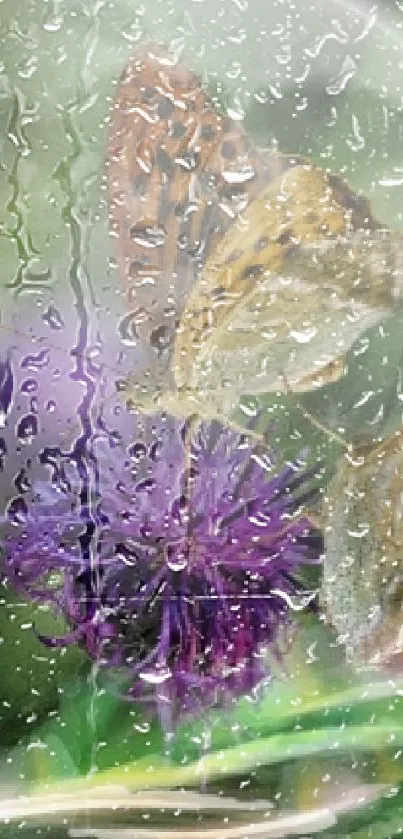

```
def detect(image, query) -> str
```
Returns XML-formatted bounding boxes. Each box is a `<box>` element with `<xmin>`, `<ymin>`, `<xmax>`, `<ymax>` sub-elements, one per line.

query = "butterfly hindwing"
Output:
<box><xmin>174</xmin><ymin>163</ymin><xmax>403</xmax><ymax>404</ymax></box>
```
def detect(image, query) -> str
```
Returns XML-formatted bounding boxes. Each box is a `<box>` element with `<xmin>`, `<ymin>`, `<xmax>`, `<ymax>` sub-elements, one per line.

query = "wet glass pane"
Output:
<box><xmin>1</xmin><ymin>1</ymin><xmax>403</xmax><ymax>837</ymax></box>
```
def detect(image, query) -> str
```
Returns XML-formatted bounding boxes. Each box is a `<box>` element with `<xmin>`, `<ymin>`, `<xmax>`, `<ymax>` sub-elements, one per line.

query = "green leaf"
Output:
<box><xmin>8</xmin><ymin>672</ymin><xmax>164</xmax><ymax>785</ymax></box>
<box><xmin>0</xmin><ymin>583</ymin><xmax>87</xmax><ymax>750</ymax></box>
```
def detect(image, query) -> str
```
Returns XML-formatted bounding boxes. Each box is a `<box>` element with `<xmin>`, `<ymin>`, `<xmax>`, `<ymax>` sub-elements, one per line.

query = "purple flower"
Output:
<box><xmin>0</xmin><ymin>280</ymin><xmax>320</xmax><ymax>721</ymax></box>
<box><xmin>1</xmin><ymin>404</ymin><xmax>320</xmax><ymax>722</ymax></box>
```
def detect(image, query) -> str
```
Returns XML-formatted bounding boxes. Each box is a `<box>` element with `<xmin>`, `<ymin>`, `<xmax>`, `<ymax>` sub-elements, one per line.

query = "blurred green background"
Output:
<box><xmin>2</xmin><ymin>0</ymin><xmax>403</xmax><ymax>835</ymax></box>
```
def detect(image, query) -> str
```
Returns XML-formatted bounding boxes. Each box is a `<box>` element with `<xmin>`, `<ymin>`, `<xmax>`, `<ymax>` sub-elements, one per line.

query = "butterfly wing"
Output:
<box><xmin>323</xmin><ymin>428</ymin><xmax>403</xmax><ymax>666</ymax></box>
<box><xmin>107</xmin><ymin>42</ymin><xmax>293</xmax><ymax>409</ymax></box>
<box><xmin>174</xmin><ymin>163</ymin><xmax>403</xmax><ymax>407</ymax></box>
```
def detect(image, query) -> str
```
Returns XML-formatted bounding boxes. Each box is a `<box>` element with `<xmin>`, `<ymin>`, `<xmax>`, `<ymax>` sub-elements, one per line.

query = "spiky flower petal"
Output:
<box><xmin>1</xmin><ymin>409</ymin><xmax>320</xmax><ymax>720</ymax></box>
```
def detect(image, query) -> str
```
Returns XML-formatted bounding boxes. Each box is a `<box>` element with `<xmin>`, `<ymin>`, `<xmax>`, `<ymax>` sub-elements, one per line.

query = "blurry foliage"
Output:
<box><xmin>2</xmin><ymin>620</ymin><xmax>403</xmax><ymax>836</ymax></box>
<box><xmin>0</xmin><ymin>581</ymin><xmax>87</xmax><ymax>749</ymax></box>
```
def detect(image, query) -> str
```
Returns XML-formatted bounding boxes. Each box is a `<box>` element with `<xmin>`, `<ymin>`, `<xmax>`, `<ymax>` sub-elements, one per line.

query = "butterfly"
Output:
<box><xmin>323</xmin><ymin>424</ymin><xmax>403</xmax><ymax>670</ymax></box>
<box><xmin>107</xmin><ymin>41</ymin><xmax>403</xmax><ymax>430</ymax></box>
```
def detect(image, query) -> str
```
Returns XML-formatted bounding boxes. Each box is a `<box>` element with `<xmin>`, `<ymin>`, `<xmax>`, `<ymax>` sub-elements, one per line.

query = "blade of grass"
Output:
<box><xmin>36</xmin><ymin>722</ymin><xmax>403</xmax><ymax>794</ymax></box>
<box><xmin>0</xmin><ymin>783</ymin><xmax>389</xmax><ymax>837</ymax></box>
<box><xmin>173</xmin><ymin>677</ymin><xmax>403</xmax><ymax>761</ymax></box>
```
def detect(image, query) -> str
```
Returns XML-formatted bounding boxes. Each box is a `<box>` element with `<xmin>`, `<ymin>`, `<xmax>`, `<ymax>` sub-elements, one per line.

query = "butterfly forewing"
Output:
<box><xmin>107</xmin><ymin>42</ymin><xmax>294</xmax><ymax>410</ymax></box>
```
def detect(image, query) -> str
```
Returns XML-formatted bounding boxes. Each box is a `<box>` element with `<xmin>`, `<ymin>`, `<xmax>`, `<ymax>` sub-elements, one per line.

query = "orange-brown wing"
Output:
<box><xmin>106</xmin><ymin>41</ymin><xmax>291</xmax><ymax>394</ymax></box>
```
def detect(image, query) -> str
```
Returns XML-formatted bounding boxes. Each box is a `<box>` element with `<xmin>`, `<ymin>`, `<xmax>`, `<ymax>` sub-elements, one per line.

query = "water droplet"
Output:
<box><xmin>134</xmin><ymin>721</ymin><xmax>150</xmax><ymax>734</ymax></box>
<box><xmin>7</xmin><ymin>496</ymin><xmax>28</xmax><ymax>525</ymax></box>
<box><xmin>166</xmin><ymin>553</ymin><xmax>188</xmax><ymax>572</ymax></box>
<box><xmin>272</xmin><ymin>587</ymin><xmax>318</xmax><ymax>611</ymax></box>
<box><xmin>175</xmin><ymin>151</ymin><xmax>199</xmax><ymax>171</ymax></box>
<box><xmin>107</xmin><ymin>430</ymin><xmax>123</xmax><ymax>449</ymax></box>
<box><xmin>347</xmin><ymin>524</ymin><xmax>370</xmax><ymax>539</ymax></box>
<box><xmin>136</xmin><ymin>145</ymin><xmax>154</xmax><ymax>174</ymax></box>
<box><xmin>149</xmin><ymin>439</ymin><xmax>163</xmax><ymax>461</ymax></box>
<box><xmin>326</xmin><ymin>55</ymin><xmax>357</xmax><ymax>95</ymax></box>
<box><xmin>290</xmin><ymin>326</ymin><xmax>317</xmax><ymax>344</ymax></box>
<box><xmin>42</xmin><ymin>305</ymin><xmax>65</xmax><ymax>330</ymax></box>
<box><xmin>43</xmin><ymin>15</ymin><xmax>62</xmax><ymax>32</ymax></box>
<box><xmin>166</xmin><ymin>540</ymin><xmax>189</xmax><ymax>572</ymax></box>
<box><xmin>17</xmin><ymin>413</ymin><xmax>38</xmax><ymax>444</ymax></box>
<box><xmin>130</xmin><ymin>224</ymin><xmax>166</xmax><ymax>248</ymax></box>
<box><xmin>226</xmin><ymin>106</ymin><xmax>245</xmax><ymax>122</ymax></box>
<box><xmin>0</xmin><ymin>437</ymin><xmax>7</xmax><ymax>468</ymax></box>
<box><xmin>136</xmin><ymin>478</ymin><xmax>156</xmax><ymax>493</ymax></box>
<box><xmin>254</xmin><ymin>89</ymin><xmax>269</xmax><ymax>105</ymax></box>
<box><xmin>115</xmin><ymin>542</ymin><xmax>139</xmax><ymax>566</ymax></box>
<box><xmin>379</xmin><ymin>176</ymin><xmax>403</xmax><ymax>188</ymax></box>
<box><xmin>239</xmin><ymin>396</ymin><xmax>259</xmax><ymax>417</ymax></box>
<box><xmin>139</xmin><ymin>667</ymin><xmax>172</xmax><ymax>685</ymax></box>
<box><xmin>248</xmin><ymin>512</ymin><xmax>271</xmax><ymax>528</ymax></box>
<box><xmin>21</xmin><ymin>378</ymin><xmax>38</xmax><ymax>395</ymax></box>
<box><xmin>222</xmin><ymin>167</ymin><xmax>255</xmax><ymax>184</ymax></box>
<box><xmin>128</xmin><ymin>441</ymin><xmax>147</xmax><ymax>461</ymax></box>
<box><xmin>149</xmin><ymin>324</ymin><xmax>172</xmax><ymax>354</ymax></box>
<box><xmin>21</xmin><ymin>349</ymin><xmax>50</xmax><ymax>372</ymax></box>
<box><xmin>118</xmin><ymin>312</ymin><xmax>139</xmax><ymax>347</ymax></box>
<box><xmin>14</xmin><ymin>469</ymin><xmax>31</xmax><ymax>494</ymax></box>
<box><xmin>0</xmin><ymin>356</ymin><xmax>13</xmax><ymax>427</ymax></box>
<box><xmin>251</xmin><ymin>451</ymin><xmax>275</xmax><ymax>473</ymax></box>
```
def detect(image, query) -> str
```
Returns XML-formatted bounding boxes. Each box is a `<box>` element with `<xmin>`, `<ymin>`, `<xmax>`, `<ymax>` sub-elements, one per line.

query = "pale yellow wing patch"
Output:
<box><xmin>174</xmin><ymin>159</ymin><xmax>403</xmax><ymax>415</ymax></box>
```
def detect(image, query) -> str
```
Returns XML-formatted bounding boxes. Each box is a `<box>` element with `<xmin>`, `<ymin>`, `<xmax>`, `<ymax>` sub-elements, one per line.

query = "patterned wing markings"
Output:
<box><xmin>108</xmin><ymin>43</ymin><xmax>403</xmax><ymax>427</ymax></box>
<box><xmin>106</xmin><ymin>42</ymin><xmax>295</xmax><ymax>401</ymax></box>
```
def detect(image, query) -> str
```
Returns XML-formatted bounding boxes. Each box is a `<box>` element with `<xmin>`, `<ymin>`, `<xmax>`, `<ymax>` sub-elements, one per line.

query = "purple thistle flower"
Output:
<box><xmin>0</xmin><ymin>289</ymin><xmax>321</xmax><ymax>722</ymax></box>
<box><xmin>1</xmin><ymin>400</ymin><xmax>321</xmax><ymax>721</ymax></box>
